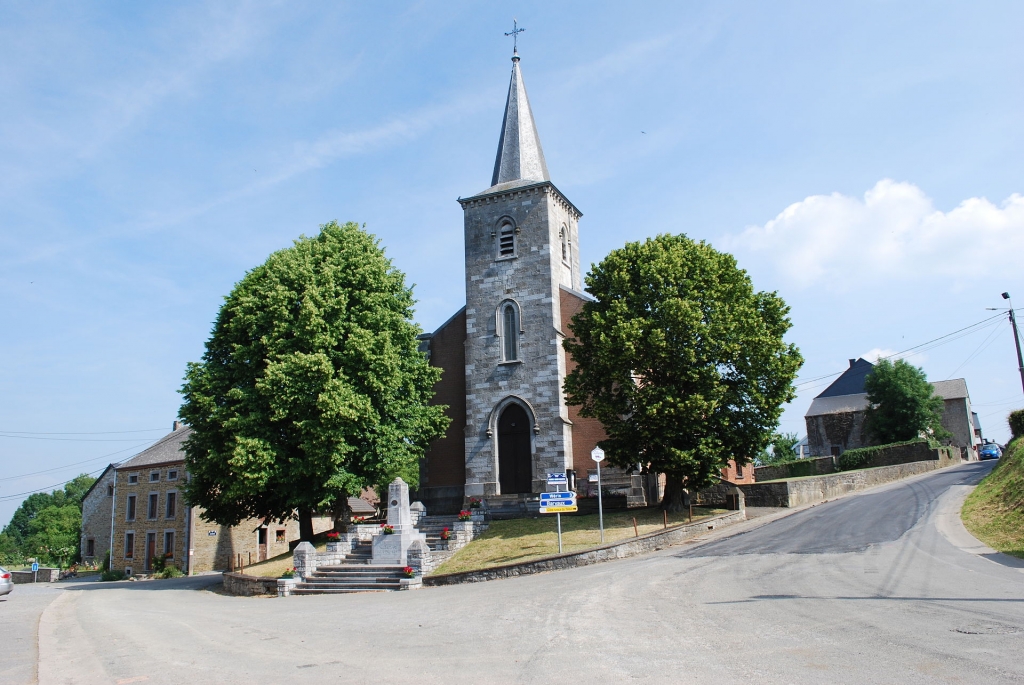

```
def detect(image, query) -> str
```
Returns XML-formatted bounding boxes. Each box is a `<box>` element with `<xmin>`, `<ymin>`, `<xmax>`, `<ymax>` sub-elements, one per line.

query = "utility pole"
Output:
<box><xmin>999</xmin><ymin>292</ymin><xmax>1024</xmax><ymax>395</ymax></box>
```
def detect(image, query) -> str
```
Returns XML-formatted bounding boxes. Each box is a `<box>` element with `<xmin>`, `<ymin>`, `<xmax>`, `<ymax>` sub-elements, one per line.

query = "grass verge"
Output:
<box><xmin>962</xmin><ymin>437</ymin><xmax>1024</xmax><ymax>559</ymax></box>
<box><xmin>431</xmin><ymin>506</ymin><xmax>725</xmax><ymax>576</ymax></box>
<box><xmin>239</xmin><ymin>540</ymin><xmax>328</xmax><ymax>578</ymax></box>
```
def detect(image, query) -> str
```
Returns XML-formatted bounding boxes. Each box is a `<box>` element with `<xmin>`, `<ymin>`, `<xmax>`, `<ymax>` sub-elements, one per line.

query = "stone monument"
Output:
<box><xmin>371</xmin><ymin>477</ymin><xmax>426</xmax><ymax>566</ymax></box>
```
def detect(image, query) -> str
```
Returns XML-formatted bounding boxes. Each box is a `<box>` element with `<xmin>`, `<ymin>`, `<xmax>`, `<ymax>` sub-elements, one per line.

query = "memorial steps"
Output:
<box><xmin>291</xmin><ymin>541</ymin><xmax>407</xmax><ymax>594</ymax></box>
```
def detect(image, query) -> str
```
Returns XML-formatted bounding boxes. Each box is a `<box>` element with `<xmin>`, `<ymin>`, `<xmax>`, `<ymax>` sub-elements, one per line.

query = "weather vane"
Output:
<box><xmin>505</xmin><ymin>19</ymin><xmax>525</xmax><ymax>55</ymax></box>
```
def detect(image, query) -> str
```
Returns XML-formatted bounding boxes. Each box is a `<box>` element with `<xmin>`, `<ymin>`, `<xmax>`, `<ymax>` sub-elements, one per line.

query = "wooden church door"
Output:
<box><xmin>498</xmin><ymin>404</ymin><xmax>533</xmax><ymax>494</ymax></box>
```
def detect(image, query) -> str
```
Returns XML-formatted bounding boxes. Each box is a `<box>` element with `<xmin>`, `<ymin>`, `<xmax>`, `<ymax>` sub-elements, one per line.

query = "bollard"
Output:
<box><xmin>663</xmin><ymin>510</ymin><xmax>668</xmax><ymax>529</ymax></box>
<box><xmin>632</xmin><ymin>517</ymin><xmax>639</xmax><ymax>538</ymax></box>
<box><xmin>689</xmin><ymin>504</ymin><xmax>693</xmax><ymax>523</ymax></box>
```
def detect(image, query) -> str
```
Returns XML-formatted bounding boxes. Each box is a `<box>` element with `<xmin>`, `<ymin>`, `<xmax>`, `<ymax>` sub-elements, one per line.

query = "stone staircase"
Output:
<box><xmin>291</xmin><ymin>541</ymin><xmax>408</xmax><ymax>595</ymax></box>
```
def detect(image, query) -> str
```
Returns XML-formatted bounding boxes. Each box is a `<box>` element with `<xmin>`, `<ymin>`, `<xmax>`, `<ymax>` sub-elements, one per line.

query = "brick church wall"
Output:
<box><xmin>420</xmin><ymin>308</ymin><xmax>468</xmax><ymax>489</ymax></box>
<box><xmin>559</xmin><ymin>286</ymin><xmax>608</xmax><ymax>478</ymax></box>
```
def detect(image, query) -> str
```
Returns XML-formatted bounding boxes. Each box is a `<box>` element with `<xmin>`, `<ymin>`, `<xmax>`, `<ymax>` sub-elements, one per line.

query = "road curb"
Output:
<box><xmin>424</xmin><ymin>509</ymin><xmax>747</xmax><ymax>586</ymax></box>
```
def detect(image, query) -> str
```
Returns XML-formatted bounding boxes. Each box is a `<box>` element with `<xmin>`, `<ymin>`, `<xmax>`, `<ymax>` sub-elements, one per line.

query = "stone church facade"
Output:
<box><xmin>417</xmin><ymin>50</ymin><xmax>619</xmax><ymax>515</ymax></box>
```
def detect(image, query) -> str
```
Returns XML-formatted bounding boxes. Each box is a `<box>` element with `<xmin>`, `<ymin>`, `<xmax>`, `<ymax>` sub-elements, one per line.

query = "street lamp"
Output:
<box><xmin>1002</xmin><ymin>292</ymin><xmax>1024</xmax><ymax>395</ymax></box>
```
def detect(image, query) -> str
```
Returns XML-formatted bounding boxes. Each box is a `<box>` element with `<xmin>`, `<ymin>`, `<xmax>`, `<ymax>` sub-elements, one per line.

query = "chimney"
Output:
<box><xmin>172</xmin><ymin>420</ymin><xmax>181</xmax><ymax>431</ymax></box>
<box><xmin>849</xmin><ymin>359</ymin><xmax>857</xmax><ymax>367</ymax></box>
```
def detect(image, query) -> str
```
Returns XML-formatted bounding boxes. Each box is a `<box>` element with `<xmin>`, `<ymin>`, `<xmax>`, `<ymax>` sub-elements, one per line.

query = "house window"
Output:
<box><xmin>163</xmin><ymin>531</ymin><xmax>175</xmax><ymax>558</ymax></box>
<box><xmin>276</xmin><ymin>529</ymin><xmax>286</xmax><ymax>543</ymax></box>
<box><xmin>125</xmin><ymin>532</ymin><xmax>135</xmax><ymax>558</ymax></box>
<box><xmin>497</xmin><ymin>220</ymin><xmax>516</xmax><ymax>258</ymax></box>
<box><xmin>167</xmin><ymin>470</ymin><xmax>178</xmax><ymax>481</ymax></box>
<box><xmin>165</xmin><ymin>492</ymin><xmax>177</xmax><ymax>519</ymax></box>
<box><xmin>128</xmin><ymin>474</ymin><xmax>139</xmax><ymax>484</ymax></box>
<box><xmin>107</xmin><ymin>484</ymin><xmax>114</xmax><ymax>497</ymax></box>
<box><xmin>501</xmin><ymin>303</ymin><xmax>519</xmax><ymax>362</ymax></box>
<box><xmin>126</xmin><ymin>495</ymin><xmax>137</xmax><ymax>521</ymax></box>
<box><xmin>86</xmin><ymin>538</ymin><xmax>95</xmax><ymax>557</ymax></box>
<box><xmin>147</xmin><ymin>493</ymin><xmax>158</xmax><ymax>520</ymax></box>
<box><xmin>150</xmin><ymin>471</ymin><xmax>160</xmax><ymax>482</ymax></box>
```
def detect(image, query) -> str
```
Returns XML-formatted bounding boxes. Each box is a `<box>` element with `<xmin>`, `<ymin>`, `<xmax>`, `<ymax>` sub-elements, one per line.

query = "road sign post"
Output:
<box><xmin>543</xmin><ymin>474</ymin><xmax>576</xmax><ymax>553</ymax></box>
<box><xmin>31</xmin><ymin>561</ymin><xmax>39</xmax><ymax>583</ymax></box>
<box><xmin>591</xmin><ymin>447</ymin><xmax>605</xmax><ymax>543</ymax></box>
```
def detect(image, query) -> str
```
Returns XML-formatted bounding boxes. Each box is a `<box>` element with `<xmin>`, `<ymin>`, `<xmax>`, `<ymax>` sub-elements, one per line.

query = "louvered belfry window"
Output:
<box><xmin>499</xmin><ymin>222</ymin><xmax>515</xmax><ymax>257</ymax></box>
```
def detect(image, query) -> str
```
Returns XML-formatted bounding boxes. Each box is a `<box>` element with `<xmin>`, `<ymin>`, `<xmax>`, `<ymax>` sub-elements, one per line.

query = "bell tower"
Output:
<box><xmin>459</xmin><ymin>48</ymin><xmax>583</xmax><ymax>501</ymax></box>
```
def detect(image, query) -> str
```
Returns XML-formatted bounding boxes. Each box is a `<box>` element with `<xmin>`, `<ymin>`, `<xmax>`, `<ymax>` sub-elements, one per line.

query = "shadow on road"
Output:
<box><xmin>60</xmin><ymin>573</ymin><xmax>223</xmax><ymax>593</ymax></box>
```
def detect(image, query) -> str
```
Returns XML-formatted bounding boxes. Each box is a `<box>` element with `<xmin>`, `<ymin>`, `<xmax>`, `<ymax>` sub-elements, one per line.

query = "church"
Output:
<box><xmin>416</xmin><ymin>48</ymin><xmax>754</xmax><ymax>516</ymax></box>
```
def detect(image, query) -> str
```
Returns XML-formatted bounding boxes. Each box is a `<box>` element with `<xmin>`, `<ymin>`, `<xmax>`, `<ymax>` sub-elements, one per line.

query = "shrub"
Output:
<box><xmin>280</xmin><ymin>567</ymin><xmax>295</xmax><ymax>579</ymax></box>
<box><xmin>836</xmin><ymin>438</ymin><xmax>930</xmax><ymax>472</ymax></box>
<box><xmin>1009</xmin><ymin>410</ymin><xmax>1024</xmax><ymax>439</ymax></box>
<box><xmin>158</xmin><ymin>566</ymin><xmax>183</xmax><ymax>579</ymax></box>
<box><xmin>100</xmin><ymin>569</ymin><xmax>126</xmax><ymax>582</ymax></box>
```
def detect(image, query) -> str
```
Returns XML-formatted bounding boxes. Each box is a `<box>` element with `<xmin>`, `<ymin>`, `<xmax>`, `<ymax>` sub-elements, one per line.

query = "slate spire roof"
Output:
<box><xmin>490</xmin><ymin>50</ymin><xmax>550</xmax><ymax>189</ymax></box>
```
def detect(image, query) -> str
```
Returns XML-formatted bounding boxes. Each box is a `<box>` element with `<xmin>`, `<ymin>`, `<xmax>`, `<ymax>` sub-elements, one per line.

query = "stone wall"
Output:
<box><xmin>11</xmin><ymin>568</ymin><xmax>59</xmax><ymax>583</ymax></box>
<box><xmin>80</xmin><ymin>465</ymin><xmax>116</xmax><ymax>566</ymax></box>
<box><xmin>806</xmin><ymin>409</ymin><xmax>870</xmax><ymax>457</ymax></box>
<box><xmin>222</xmin><ymin>572</ymin><xmax>279</xmax><ymax>597</ymax></box>
<box><xmin>738</xmin><ymin>453</ymin><xmax>961</xmax><ymax>507</ymax></box>
<box><xmin>755</xmin><ymin>456</ymin><xmax>836</xmax><ymax>482</ymax></box>
<box><xmin>191</xmin><ymin>513</ymin><xmax>333</xmax><ymax>573</ymax></box>
<box><xmin>837</xmin><ymin>440</ymin><xmax>955</xmax><ymax>471</ymax></box>
<box><xmin>424</xmin><ymin>510</ymin><xmax>746</xmax><ymax>586</ymax></box>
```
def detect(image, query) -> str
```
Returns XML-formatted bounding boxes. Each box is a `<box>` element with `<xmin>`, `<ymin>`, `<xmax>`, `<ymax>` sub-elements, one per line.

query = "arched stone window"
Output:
<box><xmin>496</xmin><ymin>299</ymin><xmax>521</xmax><ymax>362</ymax></box>
<box><xmin>560</xmin><ymin>225</ymin><xmax>569</xmax><ymax>263</ymax></box>
<box><xmin>496</xmin><ymin>218</ymin><xmax>517</xmax><ymax>259</ymax></box>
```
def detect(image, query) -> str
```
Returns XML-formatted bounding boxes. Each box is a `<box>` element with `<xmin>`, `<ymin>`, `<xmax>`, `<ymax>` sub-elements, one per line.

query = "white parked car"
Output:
<box><xmin>0</xmin><ymin>566</ymin><xmax>13</xmax><ymax>597</ymax></box>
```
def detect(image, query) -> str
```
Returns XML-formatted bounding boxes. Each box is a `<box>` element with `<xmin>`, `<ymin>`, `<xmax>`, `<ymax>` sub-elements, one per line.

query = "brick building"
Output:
<box><xmin>416</xmin><ymin>49</ymin><xmax>752</xmax><ymax>514</ymax></box>
<box><xmin>109</xmin><ymin>423</ymin><xmax>331</xmax><ymax>575</ymax></box>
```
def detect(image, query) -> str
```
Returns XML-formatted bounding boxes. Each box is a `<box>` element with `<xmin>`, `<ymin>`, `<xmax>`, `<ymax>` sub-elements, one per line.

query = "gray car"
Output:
<box><xmin>0</xmin><ymin>566</ymin><xmax>13</xmax><ymax>597</ymax></box>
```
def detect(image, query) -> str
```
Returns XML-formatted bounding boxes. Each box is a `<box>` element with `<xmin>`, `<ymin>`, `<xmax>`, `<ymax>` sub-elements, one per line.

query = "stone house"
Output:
<box><xmin>110</xmin><ymin>423</ymin><xmax>332</xmax><ymax>575</ymax></box>
<box><xmin>805</xmin><ymin>358</ymin><xmax>980</xmax><ymax>458</ymax></box>
<box><xmin>416</xmin><ymin>49</ymin><xmax>754</xmax><ymax>514</ymax></box>
<box><xmin>79</xmin><ymin>464</ymin><xmax>116</xmax><ymax>566</ymax></box>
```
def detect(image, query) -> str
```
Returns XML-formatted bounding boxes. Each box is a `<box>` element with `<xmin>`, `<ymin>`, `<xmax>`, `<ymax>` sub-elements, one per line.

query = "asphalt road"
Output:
<box><xmin>7</xmin><ymin>461</ymin><xmax>1024</xmax><ymax>684</ymax></box>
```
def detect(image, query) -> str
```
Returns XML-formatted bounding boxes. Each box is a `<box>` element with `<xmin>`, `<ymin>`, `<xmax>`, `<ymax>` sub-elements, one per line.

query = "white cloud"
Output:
<box><xmin>724</xmin><ymin>180</ymin><xmax>1024</xmax><ymax>289</ymax></box>
<box><xmin>859</xmin><ymin>348</ymin><xmax>926</xmax><ymax>366</ymax></box>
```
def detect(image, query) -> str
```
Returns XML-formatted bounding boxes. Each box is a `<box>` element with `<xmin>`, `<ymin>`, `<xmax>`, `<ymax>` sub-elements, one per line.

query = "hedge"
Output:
<box><xmin>1009</xmin><ymin>409</ymin><xmax>1024</xmax><ymax>439</ymax></box>
<box><xmin>836</xmin><ymin>438</ymin><xmax>933</xmax><ymax>472</ymax></box>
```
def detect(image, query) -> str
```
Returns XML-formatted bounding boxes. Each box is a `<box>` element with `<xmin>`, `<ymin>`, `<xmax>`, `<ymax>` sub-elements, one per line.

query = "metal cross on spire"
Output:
<box><xmin>505</xmin><ymin>19</ymin><xmax>525</xmax><ymax>55</ymax></box>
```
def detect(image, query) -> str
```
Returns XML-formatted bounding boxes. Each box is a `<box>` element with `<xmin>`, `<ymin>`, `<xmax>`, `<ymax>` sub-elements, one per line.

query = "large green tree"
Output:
<box><xmin>24</xmin><ymin>504</ymin><xmax>81</xmax><ymax>568</ymax></box>
<box><xmin>1</xmin><ymin>474</ymin><xmax>95</xmax><ymax>564</ymax></box>
<box><xmin>563</xmin><ymin>234</ymin><xmax>802</xmax><ymax>511</ymax></box>
<box><xmin>864</xmin><ymin>359</ymin><xmax>948</xmax><ymax>444</ymax></box>
<box><xmin>179</xmin><ymin>221</ymin><xmax>448</xmax><ymax>540</ymax></box>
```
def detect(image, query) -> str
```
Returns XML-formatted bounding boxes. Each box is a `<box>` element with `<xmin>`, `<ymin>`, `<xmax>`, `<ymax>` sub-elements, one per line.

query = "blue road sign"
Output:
<box><xmin>31</xmin><ymin>562</ymin><xmax>39</xmax><ymax>572</ymax></box>
<box><xmin>539</xmin><ymin>491</ymin><xmax>577</xmax><ymax>513</ymax></box>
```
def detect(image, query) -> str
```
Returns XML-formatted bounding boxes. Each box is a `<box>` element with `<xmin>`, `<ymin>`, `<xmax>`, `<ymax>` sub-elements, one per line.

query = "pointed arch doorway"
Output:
<box><xmin>498</xmin><ymin>403</ymin><xmax>533</xmax><ymax>494</ymax></box>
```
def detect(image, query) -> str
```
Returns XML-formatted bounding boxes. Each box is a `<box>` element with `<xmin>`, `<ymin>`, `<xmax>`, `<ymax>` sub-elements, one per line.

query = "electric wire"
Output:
<box><xmin>0</xmin><ymin>464</ymin><xmax>112</xmax><ymax>502</ymax></box>
<box><xmin>945</xmin><ymin>321</ymin><xmax>1006</xmax><ymax>380</ymax></box>
<box><xmin>0</xmin><ymin>441</ymin><xmax>155</xmax><ymax>483</ymax></box>
<box><xmin>0</xmin><ymin>428</ymin><xmax>166</xmax><ymax>435</ymax></box>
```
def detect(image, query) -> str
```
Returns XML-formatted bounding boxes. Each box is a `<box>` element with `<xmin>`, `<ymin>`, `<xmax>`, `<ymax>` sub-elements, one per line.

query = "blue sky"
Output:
<box><xmin>2</xmin><ymin>1</ymin><xmax>1022</xmax><ymax>523</ymax></box>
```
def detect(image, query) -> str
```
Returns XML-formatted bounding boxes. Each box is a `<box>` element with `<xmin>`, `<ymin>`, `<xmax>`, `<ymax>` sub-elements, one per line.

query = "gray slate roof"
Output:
<box><xmin>117</xmin><ymin>427</ymin><xmax>191</xmax><ymax>470</ymax></box>
<box><xmin>817</xmin><ymin>358</ymin><xmax>875</xmax><ymax>398</ymax></box>
<box><xmin>488</xmin><ymin>53</ymin><xmax>549</xmax><ymax>191</ymax></box>
<box><xmin>931</xmin><ymin>378</ymin><xmax>969</xmax><ymax>400</ymax></box>
<box><xmin>805</xmin><ymin>393</ymin><xmax>870</xmax><ymax>417</ymax></box>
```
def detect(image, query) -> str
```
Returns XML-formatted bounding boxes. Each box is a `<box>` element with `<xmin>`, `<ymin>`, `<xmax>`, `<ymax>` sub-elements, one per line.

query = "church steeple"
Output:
<box><xmin>490</xmin><ymin>50</ymin><xmax>550</xmax><ymax>188</ymax></box>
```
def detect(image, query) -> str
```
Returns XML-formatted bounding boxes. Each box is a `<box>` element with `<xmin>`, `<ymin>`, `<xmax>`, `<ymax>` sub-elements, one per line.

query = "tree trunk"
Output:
<box><xmin>661</xmin><ymin>473</ymin><xmax>689</xmax><ymax>513</ymax></box>
<box><xmin>332</xmin><ymin>497</ymin><xmax>352</xmax><ymax>533</ymax></box>
<box><xmin>298</xmin><ymin>508</ymin><xmax>315</xmax><ymax>542</ymax></box>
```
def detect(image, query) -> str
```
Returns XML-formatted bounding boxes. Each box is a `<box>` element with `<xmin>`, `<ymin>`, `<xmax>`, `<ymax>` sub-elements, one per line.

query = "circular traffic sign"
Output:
<box><xmin>591</xmin><ymin>447</ymin><xmax>605</xmax><ymax>462</ymax></box>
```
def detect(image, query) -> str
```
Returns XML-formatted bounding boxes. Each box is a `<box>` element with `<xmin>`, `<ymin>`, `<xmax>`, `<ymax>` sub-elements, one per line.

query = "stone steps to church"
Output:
<box><xmin>291</xmin><ymin>587</ymin><xmax>393</xmax><ymax>594</ymax></box>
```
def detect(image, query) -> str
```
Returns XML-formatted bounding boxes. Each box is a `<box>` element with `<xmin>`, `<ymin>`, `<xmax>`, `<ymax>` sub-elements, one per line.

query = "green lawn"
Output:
<box><xmin>431</xmin><ymin>506</ymin><xmax>724</xmax><ymax>576</ymax></box>
<box><xmin>241</xmin><ymin>540</ymin><xmax>328</xmax><ymax>578</ymax></box>
<box><xmin>962</xmin><ymin>438</ymin><xmax>1024</xmax><ymax>559</ymax></box>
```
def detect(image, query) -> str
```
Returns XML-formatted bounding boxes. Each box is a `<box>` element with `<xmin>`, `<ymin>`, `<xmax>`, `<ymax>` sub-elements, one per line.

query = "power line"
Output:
<box><xmin>945</xmin><ymin>321</ymin><xmax>1005</xmax><ymax>380</ymax></box>
<box><xmin>0</xmin><ymin>465</ymin><xmax>111</xmax><ymax>502</ymax></box>
<box><xmin>0</xmin><ymin>434</ymin><xmax>161</xmax><ymax>442</ymax></box>
<box><xmin>0</xmin><ymin>441</ymin><xmax>154</xmax><ymax>483</ymax></box>
<box><xmin>792</xmin><ymin>312</ymin><xmax>1005</xmax><ymax>389</ymax></box>
<box><xmin>0</xmin><ymin>428</ymin><xmax>167</xmax><ymax>435</ymax></box>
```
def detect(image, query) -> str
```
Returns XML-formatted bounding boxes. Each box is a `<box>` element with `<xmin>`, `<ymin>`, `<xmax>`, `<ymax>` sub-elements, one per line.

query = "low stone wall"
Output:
<box><xmin>424</xmin><ymin>510</ymin><xmax>746</xmax><ymax>586</ymax></box>
<box><xmin>11</xmin><ymin>568</ymin><xmax>59</xmax><ymax>583</ymax></box>
<box><xmin>223</xmin><ymin>571</ymin><xmax>279</xmax><ymax>597</ymax></box>
<box><xmin>739</xmin><ymin>455</ymin><xmax>962</xmax><ymax>507</ymax></box>
<box><xmin>755</xmin><ymin>456</ymin><xmax>836</xmax><ymax>482</ymax></box>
